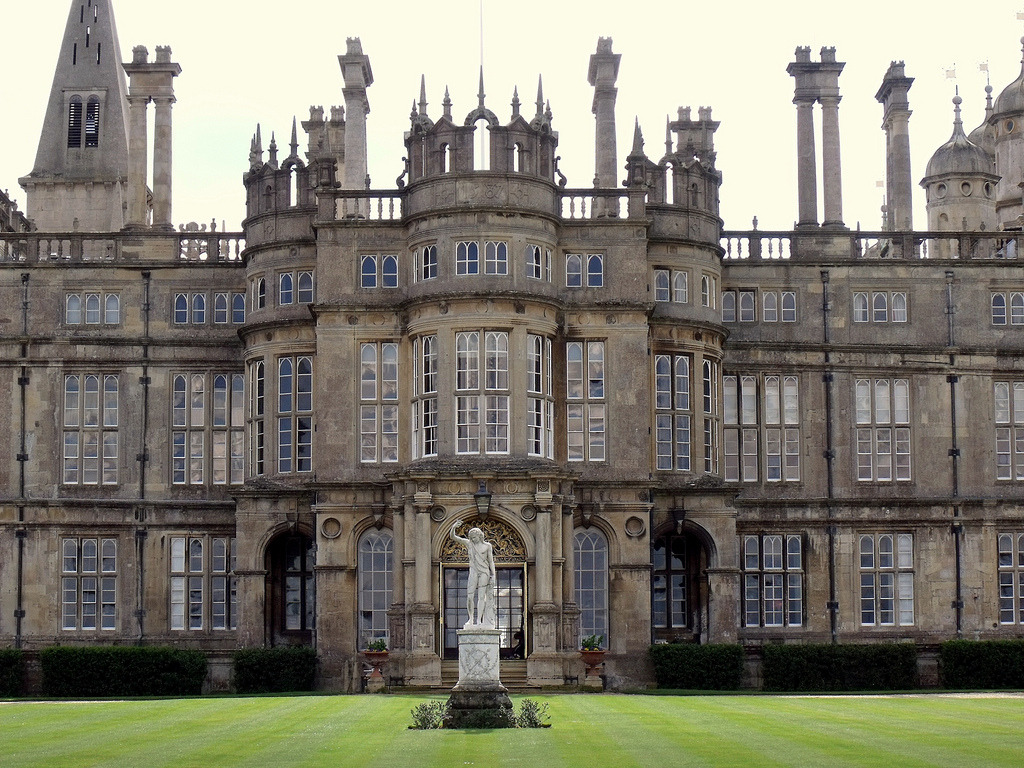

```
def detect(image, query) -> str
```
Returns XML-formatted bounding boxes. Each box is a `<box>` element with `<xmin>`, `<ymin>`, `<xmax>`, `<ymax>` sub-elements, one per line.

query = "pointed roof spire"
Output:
<box><xmin>443</xmin><ymin>87</ymin><xmax>452</xmax><ymax>120</ymax></box>
<box><xmin>255</xmin><ymin>124</ymin><xmax>264</xmax><ymax>158</ymax></box>
<box><xmin>269</xmin><ymin>132</ymin><xmax>279</xmax><ymax>169</ymax></box>
<box><xmin>665</xmin><ymin>116</ymin><xmax>673</xmax><ymax>155</ymax></box>
<box><xmin>535</xmin><ymin>75</ymin><xmax>545</xmax><ymax>117</ymax></box>
<box><xmin>21</xmin><ymin>0</ymin><xmax>132</xmax><ymax>229</ymax></box>
<box><xmin>477</xmin><ymin>66</ymin><xmax>486</xmax><ymax>109</ymax></box>
<box><xmin>632</xmin><ymin>118</ymin><xmax>645</xmax><ymax>154</ymax></box>
<box><xmin>290</xmin><ymin>117</ymin><xmax>299</xmax><ymax>156</ymax></box>
<box><xmin>419</xmin><ymin>74</ymin><xmax>429</xmax><ymax>118</ymax></box>
<box><xmin>511</xmin><ymin>86</ymin><xmax>521</xmax><ymax>119</ymax></box>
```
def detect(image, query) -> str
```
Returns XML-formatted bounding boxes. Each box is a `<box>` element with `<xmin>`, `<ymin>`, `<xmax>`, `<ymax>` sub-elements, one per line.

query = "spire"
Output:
<box><xmin>535</xmin><ymin>76</ymin><xmax>544</xmax><ymax>118</ymax></box>
<box><xmin>268</xmin><ymin>132</ymin><xmax>279</xmax><ymax>169</ymax></box>
<box><xmin>665</xmin><ymin>116</ymin><xmax>673</xmax><ymax>155</ymax></box>
<box><xmin>290</xmin><ymin>117</ymin><xmax>299</xmax><ymax>157</ymax></box>
<box><xmin>631</xmin><ymin>118</ymin><xmax>645</xmax><ymax>154</ymax></box>
<box><xmin>21</xmin><ymin>0</ymin><xmax>132</xmax><ymax>230</ymax></box>
<box><xmin>443</xmin><ymin>87</ymin><xmax>452</xmax><ymax>120</ymax></box>
<box><xmin>511</xmin><ymin>87</ymin><xmax>520</xmax><ymax>119</ymax></box>
<box><xmin>477</xmin><ymin>66</ymin><xmax>486</xmax><ymax>109</ymax></box>
<box><xmin>419</xmin><ymin>74</ymin><xmax>429</xmax><ymax>118</ymax></box>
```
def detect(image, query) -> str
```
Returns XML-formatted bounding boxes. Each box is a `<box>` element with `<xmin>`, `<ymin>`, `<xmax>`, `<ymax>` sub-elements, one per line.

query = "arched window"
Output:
<box><xmin>665</xmin><ymin>165</ymin><xmax>675</xmax><ymax>204</ymax></box>
<box><xmin>673</xmin><ymin>271</ymin><xmax>688</xmax><ymax>303</ymax></box>
<box><xmin>85</xmin><ymin>97</ymin><xmax>100</xmax><ymax>148</ymax></box>
<box><xmin>214</xmin><ymin>293</ymin><xmax>228</xmax><ymax>323</ymax></box>
<box><xmin>513</xmin><ymin>143</ymin><xmax>523</xmax><ymax>173</ymax></box>
<box><xmin>474</xmin><ymin>118</ymin><xmax>490</xmax><ymax>171</ymax></box>
<box><xmin>586</xmin><ymin>254</ymin><xmax>604</xmax><ymax>287</ymax></box>
<box><xmin>441</xmin><ymin>143</ymin><xmax>451</xmax><ymax>173</ymax></box>
<box><xmin>267</xmin><ymin>533</ymin><xmax>315</xmax><ymax>640</ymax></box>
<box><xmin>382</xmin><ymin>255</ymin><xmax>398</xmax><ymax>287</ymax></box>
<box><xmin>68</xmin><ymin>96</ymin><xmax>83</xmax><ymax>148</ymax></box>
<box><xmin>854</xmin><ymin>292</ymin><xmax>869</xmax><ymax>323</ymax></box>
<box><xmin>652</xmin><ymin>531</ymin><xmax>689</xmax><ymax>631</ymax></box>
<box><xmin>297</xmin><ymin>271</ymin><xmax>314</xmax><ymax>303</ymax></box>
<box><xmin>279</xmin><ymin>273</ymin><xmax>294</xmax><ymax>305</ymax></box>
<box><xmin>191</xmin><ymin>294</ymin><xmax>206</xmax><ymax>325</ymax></box>
<box><xmin>763</xmin><ymin>291</ymin><xmax>778</xmax><ymax>322</ymax></box>
<box><xmin>654</xmin><ymin>269</ymin><xmax>670</xmax><ymax>301</ymax></box>
<box><xmin>574</xmin><ymin>529</ymin><xmax>609</xmax><ymax>645</ymax></box>
<box><xmin>721</xmin><ymin>291</ymin><xmax>736</xmax><ymax>322</ymax></box>
<box><xmin>85</xmin><ymin>293</ymin><xmax>101</xmax><ymax>324</ymax></box>
<box><xmin>1012</xmin><ymin>293</ymin><xmax>1024</xmax><ymax>325</ymax></box>
<box><xmin>66</xmin><ymin>294</ymin><xmax>82</xmax><ymax>324</ymax></box>
<box><xmin>892</xmin><ymin>292</ymin><xmax>908</xmax><ymax>323</ymax></box>
<box><xmin>358</xmin><ymin>529</ymin><xmax>393</xmax><ymax>648</ymax></box>
<box><xmin>566</xmin><ymin>253</ymin><xmax>583</xmax><ymax>288</ymax></box>
<box><xmin>993</xmin><ymin>293</ymin><xmax>1007</xmax><ymax>325</ymax></box>
<box><xmin>232</xmin><ymin>293</ymin><xmax>246</xmax><ymax>323</ymax></box>
<box><xmin>104</xmin><ymin>294</ymin><xmax>119</xmax><ymax>325</ymax></box>
<box><xmin>361</xmin><ymin>255</ymin><xmax>377</xmax><ymax>288</ymax></box>
<box><xmin>174</xmin><ymin>294</ymin><xmax>188</xmax><ymax>324</ymax></box>
<box><xmin>872</xmin><ymin>292</ymin><xmax>888</xmax><ymax>323</ymax></box>
<box><xmin>255</xmin><ymin>278</ymin><xmax>266</xmax><ymax>310</ymax></box>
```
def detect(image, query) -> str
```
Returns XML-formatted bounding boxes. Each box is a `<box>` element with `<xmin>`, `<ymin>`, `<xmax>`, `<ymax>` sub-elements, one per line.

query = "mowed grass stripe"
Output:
<box><xmin>3</xmin><ymin>694</ymin><xmax>1024</xmax><ymax>767</ymax></box>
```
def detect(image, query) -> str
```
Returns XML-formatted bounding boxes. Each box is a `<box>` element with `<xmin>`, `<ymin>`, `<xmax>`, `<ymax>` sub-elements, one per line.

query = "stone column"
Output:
<box><xmin>588</xmin><ymin>37</ymin><xmax>621</xmax><ymax>190</ymax></box>
<box><xmin>536</xmin><ymin>507</ymin><xmax>553</xmax><ymax>604</ymax></box>
<box><xmin>406</xmin><ymin>504</ymin><xmax>440</xmax><ymax>686</ymax></box>
<box><xmin>388</xmin><ymin>502</ymin><xmax>408</xmax><ymax>651</ymax></box>
<box><xmin>126</xmin><ymin>94</ymin><xmax>150</xmax><ymax>227</ymax></box>
<box><xmin>415</xmin><ymin>505</ymin><xmax>431</xmax><ymax>604</ymax></box>
<box><xmin>794</xmin><ymin>99</ymin><xmax>818</xmax><ymax>228</ymax></box>
<box><xmin>151</xmin><ymin>96</ymin><xmax>175</xmax><ymax>229</ymax></box>
<box><xmin>339</xmin><ymin>38</ymin><xmax>373</xmax><ymax>192</ymax></box>
<box><xmin>820</xmin><ymin>95</ymin><xmax>844</xmax><ymax>228</ymax></box>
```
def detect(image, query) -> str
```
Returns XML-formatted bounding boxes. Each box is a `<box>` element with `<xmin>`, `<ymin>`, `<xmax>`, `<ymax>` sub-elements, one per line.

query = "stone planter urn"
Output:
<box><xmin>363</xmin><ymin>650</ymin><xmax>389</xmax><ymax>691</ymax></box>
<box><xmin>580</xmin><ymin>649</ymin><xmax>606</xmax><ymax>678</ymax></box>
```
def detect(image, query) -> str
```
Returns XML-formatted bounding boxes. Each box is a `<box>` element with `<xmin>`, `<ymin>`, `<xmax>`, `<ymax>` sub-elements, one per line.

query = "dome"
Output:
<box><xmin>993</xmin><ymin>38</ymin><xmax>1024</xmax><ymax>116</ymax></box>
<box><xmin>924</xmin><ymin>97</ymin><xmax>994</xmax><ymax>179</ymax></box>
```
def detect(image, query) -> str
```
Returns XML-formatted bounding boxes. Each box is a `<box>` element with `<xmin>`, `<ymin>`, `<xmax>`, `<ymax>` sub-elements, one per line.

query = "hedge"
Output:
<box><xmin>649</xmin><ymin>643</ymin><xmax>744</xmax><ymax>690</ymax></box>
<box><xmin>940</xmin><ymin>639</ymin><xmax>1024</xmax><ymax>689</ymax></box>
<box><xmin>761</xmin><ymin>643</ymin><xmax>918</xmax><ymax>691</ymax></box>
<box><xmin>0</xmin><ymin>648</ymin><xmax>24</xmax><ymax>697</ymax></box>
<box><xmin>40</xmin><ymin>646</ymin><xmax>207</xmax><ymax>697</ymax></box>
<box><xmin>233</xmin><ymin>646</ymin><xmax>317</xmax><ymax>693</ymax></box>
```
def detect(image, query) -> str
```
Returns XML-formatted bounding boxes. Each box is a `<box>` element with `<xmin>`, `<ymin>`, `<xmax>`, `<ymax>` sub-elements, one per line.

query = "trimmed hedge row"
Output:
<box><xmin>648</xmin><ymin>643</ymin><xmax>744</xmax><ymax>690</ymax></box>
<box><xmin>762</xmin><ymin>643</ymin><xmax>918</xmax><ymax>691</ymax></box>
<box><xmin>40</xmin><ymin>646</ymin><xmax>207</xmax><ymax>697</ymax></box>
<box><xmin>233</xmin><ymin>646</ymin><xmax>317</xmax><ymax>693</ymax></box>
<box><xmin>940</xmin><ymin>639</ymin><xmax>1024</xmax><ymax>689</ymax></box>
<box><xmin>0</xmin><ymin>648</ymin><xmax>24</xmax><ymax>697</ymax></box>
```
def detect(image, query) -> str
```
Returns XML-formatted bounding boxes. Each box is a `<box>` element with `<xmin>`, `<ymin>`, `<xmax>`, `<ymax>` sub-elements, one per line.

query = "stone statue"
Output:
<box><xmin>449</xmin><ymin>519</ymin><xmax>496</xmax><ymax>628</ymax></box>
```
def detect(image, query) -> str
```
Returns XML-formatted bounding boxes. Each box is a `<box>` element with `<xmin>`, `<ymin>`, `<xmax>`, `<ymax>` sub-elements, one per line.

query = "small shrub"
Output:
<box><xmin>410</xmin><ymin>700</ymin><xmax>447</xmax><ymax>729</ymax></box>
<box><xmin>515</xmin><ymin>698</ymin><xmax>550</xmax><ymax>728</ymax></box>
<box><xmin>648</xmin><ymin>643</ymin><xmax>744</xmax><ymax>690</ymax></box>
<box><xmin>940</xmin><ymin>640</ymin><xmax>1024</xmax><ymax>689</ymax></box>
<box><xmin>761</xmin><ymin>643</ymin><xmax>918</xmax><ymax>691</ymax></box>
<box><xmin>0</xmin><ymin>648</ymin><xmax>24</xmax><ymax>697</ymax></box>
<box><xmin>233</xmin><ymin>646</ymin><xmax>317</xmax><ymax>693</ymax></box>
<box><xmin>40</xmin><ymin>646</ymin><xmax>207</xmax><ymax>697</ymax></box>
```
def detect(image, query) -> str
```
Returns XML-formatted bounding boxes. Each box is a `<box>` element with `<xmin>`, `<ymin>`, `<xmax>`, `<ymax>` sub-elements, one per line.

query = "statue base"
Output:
<box><xmin>443</xmin><ymin>626</ymin><xmax>514</xmax><ymax>729</ymax></box>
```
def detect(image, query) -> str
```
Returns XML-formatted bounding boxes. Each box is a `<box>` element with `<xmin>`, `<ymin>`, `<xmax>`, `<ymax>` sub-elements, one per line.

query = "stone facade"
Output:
<box><xmin>3</xmin><ymin>2</ymin><xmax>1024</xmax><ymax>693</ymax></box>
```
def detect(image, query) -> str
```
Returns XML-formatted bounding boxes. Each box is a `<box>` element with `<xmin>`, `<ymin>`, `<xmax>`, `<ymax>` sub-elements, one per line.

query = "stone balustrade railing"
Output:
<box><xmin>0</xmin><ymin>231</ymin><xmax>246</xmax><ymax>264</ymax></box>
<box><xmin>720</xmin><ymin>230</ymin><xmax>1023</xmax><ymax>261</ymax></box>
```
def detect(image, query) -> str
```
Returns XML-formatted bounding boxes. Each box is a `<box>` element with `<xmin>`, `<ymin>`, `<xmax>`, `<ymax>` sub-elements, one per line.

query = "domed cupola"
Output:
<box><xmin>990</xmin><ymin>37</ymin><xmax>1024</xmax><ymax>226</ymax></box>
<box><xmin>920</xmin><ymin>95</ymin><xmax>997</xmax><ymax>233</ymax></box>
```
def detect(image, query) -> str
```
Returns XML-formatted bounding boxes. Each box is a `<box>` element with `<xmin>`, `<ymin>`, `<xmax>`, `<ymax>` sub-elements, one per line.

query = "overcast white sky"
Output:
<box><xmin>1</xmin><ymin>0</ymin><xmax>1022</xmax><ymax>232</ymax></box>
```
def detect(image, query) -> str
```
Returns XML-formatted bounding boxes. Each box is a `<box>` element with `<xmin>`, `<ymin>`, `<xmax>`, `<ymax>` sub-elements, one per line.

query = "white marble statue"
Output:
<box><xmin>450</xmin><ymin>519</ymin><xmax>497</xmax><ymax>628</ymax></box>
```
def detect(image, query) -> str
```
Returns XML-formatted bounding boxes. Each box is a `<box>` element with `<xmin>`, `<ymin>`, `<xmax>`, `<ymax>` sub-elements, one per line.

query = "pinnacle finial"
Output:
<box><xmin>478</xmin><ymin>66</ymin><xmax>486</xmax><ymax>108</ymax></box>
<box><xmin>632</xmin><ymin>118</ymin><xmax>644</xmax><ymax>152</ymax></box>
<box><xmin>443</xmin><ymin>87</ymin><xmax>452</xmax><ymax>120</ymax></box>
<box><xmin>665</xmin><ymin>116</ymin><xmax>673</xmax><ymax>154</ymax></box>
<box><xmin>419</xmin><ymin>74</ymin><xmax>429</xmax><ymax>117</ymax></box>
<box><xmin>255</xmin><ymin>124</ymin><xmax>263</xmax><ymax>154</ymax></box>
<box><xmin>536</xmin><ymin>75</ymin><xmax>544</xmax><ymax>117</ymax></box>
<box><xmin>290</xmin><ymin>117</ymin><xmax>299</xmax><ymax>155</ymax></box>
<box><xmin>511</xmin><ymin>86</ymin><xmax>521</xmax><ymax>118</ymax></box>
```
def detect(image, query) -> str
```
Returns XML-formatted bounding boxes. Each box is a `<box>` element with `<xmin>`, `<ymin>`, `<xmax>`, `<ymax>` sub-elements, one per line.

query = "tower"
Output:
<box><xmin>19</xmin><ymin>0</ymin><xmax>131</xmax><ymax>232</ymax></box>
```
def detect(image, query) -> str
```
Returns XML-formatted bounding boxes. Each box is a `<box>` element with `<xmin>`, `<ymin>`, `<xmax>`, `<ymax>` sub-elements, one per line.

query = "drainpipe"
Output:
<box><xmin>135</xmin><ymin>270</ymin><xmax>153</xmax><ymax>641</ymax></box>
<box><xmin>946</xmin><ymin>270</ymin><xmax>963</xmax><ymax>637</ymax></box>
<box><xmin>14</xmin><ymin>273</ymin><xmax>30</xmax><ymax>648</ymax></box>
<box><xmin>821</xmin><ymin>270</ymin><xmax>838</xmax><ymax>644</ymax></box>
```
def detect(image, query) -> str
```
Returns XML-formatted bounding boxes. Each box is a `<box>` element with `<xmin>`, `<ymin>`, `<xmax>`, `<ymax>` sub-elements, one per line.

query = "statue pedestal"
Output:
<box><xmin>444</xmin><ymin>626</ymin><xmax>513</xmax><ymax>728</ymax></box>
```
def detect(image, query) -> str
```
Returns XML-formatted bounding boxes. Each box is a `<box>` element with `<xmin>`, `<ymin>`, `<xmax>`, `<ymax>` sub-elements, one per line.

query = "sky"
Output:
<box><xmin>1</xmin><ymin>0</ymin><xmax>1022</xmax><ymax>232</ymax></box>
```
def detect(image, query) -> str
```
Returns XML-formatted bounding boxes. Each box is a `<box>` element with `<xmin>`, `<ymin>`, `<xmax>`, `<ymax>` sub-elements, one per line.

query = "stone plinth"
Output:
<box><xmin>444</xmin><ymin>627</ymin><xmax>513</xmax><ymax>728</ymax></box>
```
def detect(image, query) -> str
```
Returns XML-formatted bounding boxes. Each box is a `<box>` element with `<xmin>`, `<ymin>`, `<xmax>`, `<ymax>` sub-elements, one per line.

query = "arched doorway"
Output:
<box><xmin>265</xmin><ymin>531</ymin><xmax>315</xmax><ymax>646</ymax></box>
<box><xmin>440</xmin><ymin>518</ymin><xmax>526</xmax><ymax>659</ymax></box>
<box><xmin>651</xmin><ymin>527</ymin><xmax>709</xmax><ymax>642</ymax></box>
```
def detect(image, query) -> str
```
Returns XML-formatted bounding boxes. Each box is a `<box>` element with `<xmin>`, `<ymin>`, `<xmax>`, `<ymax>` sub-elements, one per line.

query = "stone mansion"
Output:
<box><xmin>2</xmin><ymin>0</ymin><xmax>1024</xmax><ymax>690</ymax></box>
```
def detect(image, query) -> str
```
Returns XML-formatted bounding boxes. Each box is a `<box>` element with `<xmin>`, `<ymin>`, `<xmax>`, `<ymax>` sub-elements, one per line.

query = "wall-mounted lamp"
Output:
<box><xmin>474</xmin><ymin>480</ymin><xmax>492</xmax><ymax>518</ymax></box>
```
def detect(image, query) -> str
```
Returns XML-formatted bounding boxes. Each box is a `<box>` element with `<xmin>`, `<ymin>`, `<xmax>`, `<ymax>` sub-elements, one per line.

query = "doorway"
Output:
<box><xmin>442</xmin><ymin>565</ymin><xmax>526</xmax><ymax>659</ymax></box>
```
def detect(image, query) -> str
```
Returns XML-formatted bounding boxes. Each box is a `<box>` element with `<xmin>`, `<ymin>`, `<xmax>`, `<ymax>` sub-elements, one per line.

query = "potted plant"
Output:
<box><xmin>579</xmin><ymin>634</ymin><xmax>606</xmax><ymax>677</ymax></box>
<box><xmin>363</xmin><ymin>638</ymin><xmax>389</xmax><ymax>682</ymax></box>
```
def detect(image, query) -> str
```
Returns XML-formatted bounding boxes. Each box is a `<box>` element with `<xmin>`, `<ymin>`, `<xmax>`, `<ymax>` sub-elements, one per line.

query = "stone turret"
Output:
<box><xmin>921</xmin><ymin>95</ymin><xmax>997</xmax><ymax>236</ymax></box>
<box><xmin>20</xmin><ymin>0</ymin><xmax>132</xmax><ymax>231</ymax></box>
<box><xmin>990</xmin><ymin>37</ymin><xmax>1024</xmax><ymax>227</ymax></box>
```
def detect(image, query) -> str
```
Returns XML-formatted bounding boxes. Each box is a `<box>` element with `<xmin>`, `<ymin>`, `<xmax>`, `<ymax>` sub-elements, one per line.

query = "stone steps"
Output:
<box><xmin>439</xmin><ymin>659</ymin><xmax>536</xmax><ymax>690</ymax></box>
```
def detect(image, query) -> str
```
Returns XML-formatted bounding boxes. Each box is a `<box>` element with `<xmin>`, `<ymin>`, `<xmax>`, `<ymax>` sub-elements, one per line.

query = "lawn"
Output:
<box><xmin>1</xmin><ymin>693</ymin><xmax>1022</xmax><ymax>767</ymax></box>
